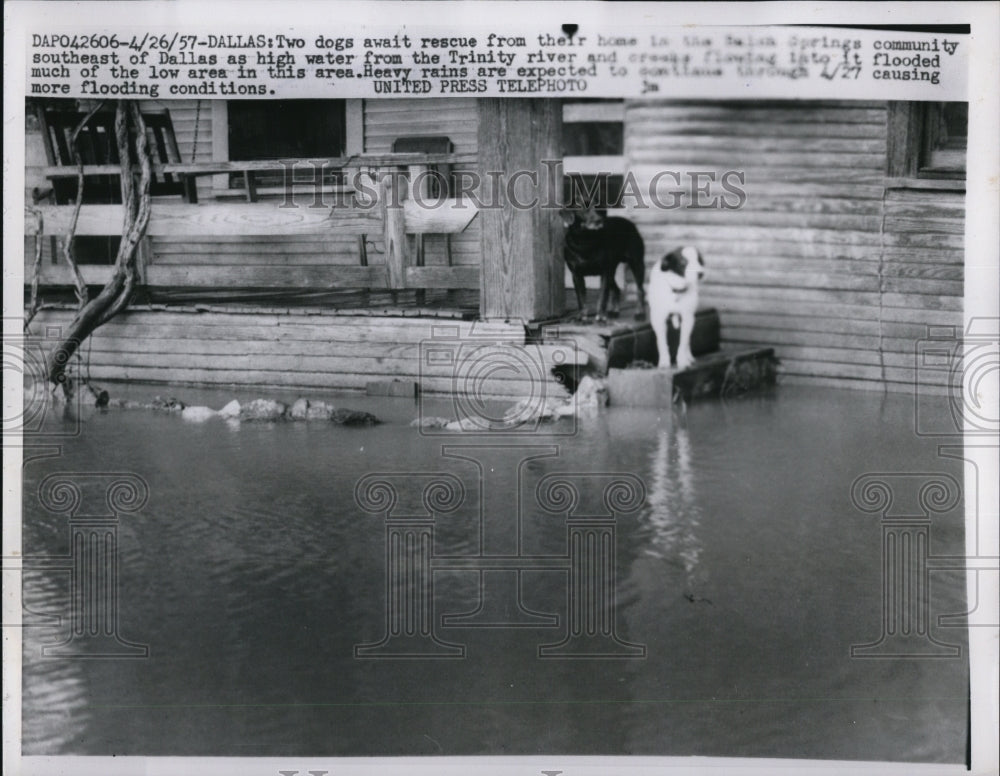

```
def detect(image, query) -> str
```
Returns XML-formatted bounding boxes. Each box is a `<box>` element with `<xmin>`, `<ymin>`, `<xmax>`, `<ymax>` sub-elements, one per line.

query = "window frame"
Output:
<box><xmin>210</xmin><ymin>99</ymin><xmax>363</xmax><ymax>196</ymax></box>
<box><xmin>562</xmin><ymin>100</ymin><xmax>626</xmax><ymax>209</ymax></box>
<box><xmin>886</xmin><ymin>101</ymin><xmax>967</xmax><ymax>189</ymax></box>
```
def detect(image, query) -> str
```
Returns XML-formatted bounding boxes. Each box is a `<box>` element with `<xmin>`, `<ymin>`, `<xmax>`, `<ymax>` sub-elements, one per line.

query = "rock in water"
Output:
<box><xmin>330</xmin><ymin>409</ymin><xmax>379</xmax><ymax>426</ymax></box>
<box><xmin>503</xmin><ymin>397</ymin><xmax>565</xmax><ymax>425</ymax></box>
<box><xmin>217</xmin><ymin>399</ymin><xmax>241</xmax><ymax>419</ymax></box>
<box><xmin>181</xmin><ymin>406</ymin><xmax>217</xmax><ymax>422</ymax></box>
<box><xmin>411</xmin><ymin>416</ymin><xmax>452</xmax><ymax>429</ymax></box>
<box><xmin>239</xmin><ymin>398</ymin><xmax>289</xmax><ymax>421</ymax></box>
<box><xmin>151</xmin><ymin>396</ymin><xmax>186</xmax><ymax>412</ymax></box>
<box><xmin>289</xmin><ymin>397</ymin><xmax>311</xmax><ymax>420</ymax></box>
<box><xmin>444</xmin><ymin>416</ymin><xmax>485</xmax><ymax>432</ymax></box>
<box><xmin>306</xmin><ymin>401</ymin><xmax>335</xmax><ymax>420</ymax></box>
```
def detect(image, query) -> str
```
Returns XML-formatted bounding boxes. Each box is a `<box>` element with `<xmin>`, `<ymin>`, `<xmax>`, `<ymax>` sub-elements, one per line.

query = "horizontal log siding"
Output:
<box><xmin>153</xmin><ymin>100</ymin><xmax>356</xmax><ymax>273</ymax></box>
<box><xmin>26</xmin><ymin>100</ymin><xmax>480</xmax><ymax>284</ymax></box>
<box><xmin>27</xmin><ymin>307</ymin><xmax>572</xmax><ymax>399</ymax></box>
<box><xmin>623</xmin><ymin>99</ymin><xmax>964</xmax><ymax>393</ymax></box>
<box><xmin>150</xmin><ymin>99</ymin><xmax>481</xmax><ymax>279</ymax></box>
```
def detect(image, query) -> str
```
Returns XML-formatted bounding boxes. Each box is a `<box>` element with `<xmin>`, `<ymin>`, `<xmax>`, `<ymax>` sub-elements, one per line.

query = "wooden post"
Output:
<box><xmin>136</xmin><ymin>236</ymin><xmax>152</xmax><ymax>284</ymax></box>
<box><xmin>382</xmin><ymin>174</ymin><xmax>408</xmax><ymax>289</ymax></box>
<box><xmin>477</xmin><ymin>99</ymin><xmax>564</xmax><ymax>321</ymax></box>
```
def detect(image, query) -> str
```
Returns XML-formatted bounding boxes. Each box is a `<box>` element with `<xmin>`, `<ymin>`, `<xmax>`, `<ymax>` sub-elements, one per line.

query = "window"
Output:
<box><xmin>921</xmin><ymin>102</ymin><xmax>967</xmax><ymax>174</ymax></box>
<box><xmin>887</xmin><ymin>101</ymin><xmax>967</xmax><ymax>182</ymax></box>
<box><xmin>562</xmin><ymin>99</ymin><xmax>625</xmax><ymax>209</ymax></box>
<box><xmin>212</xmin><ymin>99</ymin><xmax>362</xmax><ymax>193</ymax></box>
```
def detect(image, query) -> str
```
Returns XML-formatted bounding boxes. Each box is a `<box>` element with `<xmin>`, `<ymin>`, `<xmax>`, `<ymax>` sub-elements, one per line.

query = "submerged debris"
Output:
<box><xmin>410</xmin><ymin>416</ymin><xmax>452</xmax><ymax>429</ymax></box>
<box><xmin>181</xmin><ymin>406</ymin><xmax>216</xmax><ymax>422</ymax></box>
<box><xmin>90</xmin><ymin>393</ymin><xmax>379</xmax><ymax>425</ymax></box>
<box><xmin>217</xmin><ymin>399</ymin><xmax>241</xmax><ymax>419</ymax></box>
<box><xmin>330</xmin><ymin>408</ymin><xmax>380</xmax><ymax>426</ymax></box>
<box><xmin>410</xmin><ymin>377</ymin><xmax>609</xmax><ymax>432</ymax></box>
<box><xmin>288</xmin><ymin>397</ymin><xmax>311</xmax><ymax>420</ymax></box>
<box><xmin>150</xmin><ymin>396</ymin><xmax>186</xmax><ymax>412</ymax></box>
<box><xmin>239</xmin><ymin>398</ymin><xmax>289</xmax><ymax>422</ymax></box>
<box><xmin>306</xmin><ymin>401</ymin><xmax>337</xmax><ymax>420</ymax></box>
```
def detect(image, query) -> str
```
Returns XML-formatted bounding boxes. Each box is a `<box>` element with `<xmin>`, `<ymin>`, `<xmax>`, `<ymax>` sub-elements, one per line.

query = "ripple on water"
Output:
<box><xmin>18</xmin><ymin>386</ymin><xmax>969</xmax><ymax>760</ymax></box>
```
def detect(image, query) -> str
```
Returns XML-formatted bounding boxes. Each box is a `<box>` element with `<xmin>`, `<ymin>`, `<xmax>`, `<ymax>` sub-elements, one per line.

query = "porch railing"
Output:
<box><xmin>25</xmin><ymin>154</ymin><xmax>480</xmax><ymax>292</ymax></box>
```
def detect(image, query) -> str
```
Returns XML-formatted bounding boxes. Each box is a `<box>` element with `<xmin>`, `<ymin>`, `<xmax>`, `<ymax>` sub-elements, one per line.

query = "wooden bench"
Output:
<box><xmin>25</xmin><ymin>174</ymin><xmax>479</xmax><ymax>291</ymax></box>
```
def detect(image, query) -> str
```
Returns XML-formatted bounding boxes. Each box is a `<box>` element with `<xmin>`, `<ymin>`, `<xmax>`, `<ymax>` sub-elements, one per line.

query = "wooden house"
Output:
<box><xmin>25</xmin><ymin>96</ymin><xmax>964</xmax><ymax>397</ymax></box>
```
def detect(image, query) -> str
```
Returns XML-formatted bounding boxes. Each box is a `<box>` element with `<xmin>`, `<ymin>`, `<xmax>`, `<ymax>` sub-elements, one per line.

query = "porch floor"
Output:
<box><xmin>135</xmin><ymin>287</ymin><xmax>482</xmax><ymax>318</ymax></box>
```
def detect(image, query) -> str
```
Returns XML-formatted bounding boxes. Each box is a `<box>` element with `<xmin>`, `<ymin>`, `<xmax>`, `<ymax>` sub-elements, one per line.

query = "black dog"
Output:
<box><xmin>560</xmin><ymin>207</ymin><xmax>646</xmax><ymax>321</ymax></box>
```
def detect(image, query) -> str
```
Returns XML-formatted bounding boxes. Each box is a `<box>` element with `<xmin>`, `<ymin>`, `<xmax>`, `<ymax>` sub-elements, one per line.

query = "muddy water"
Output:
<box><xmin>20</xmin><ymin>384</ymin><xmax>968</xmax><ymax>760</ymax></box>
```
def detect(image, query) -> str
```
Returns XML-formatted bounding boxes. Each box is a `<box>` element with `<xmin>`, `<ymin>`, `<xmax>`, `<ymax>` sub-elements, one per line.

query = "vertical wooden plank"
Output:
<box><xmin>408</xmin><ymin>163</ymin><xmax>429</xmax><ymax>267</ymax></box>
<box><xmin>210</xmin><ymin>101</ymin><xmax>229</xmax><ymax>194</ymax></box>
<box><xmin>345</xmin><ymin>99</ymin><xmax>365</xmax><ymax>155</ymax></box>
<box><xmin>135</xmin><ymin>237</ymin><xmax>152</xmax><ymax>284</ymax></box>
<box><xmin>478</xmin><ymin>99</ymin><xmax>564</xmax><ymax>321</ymax></box>
<box><xmin>382</xmin><ymin>175</ymin><xmax>407</xmax><ymax>289</ymax></box>
<box><xmin>886</xmin><ymin>102</ymin><xmax>921</xmax><ymax>178</ymax></box>
<box><xmin>243</xmin><ymin>171</ymin><xmax>258</xmax><ymax>203</ymax></box>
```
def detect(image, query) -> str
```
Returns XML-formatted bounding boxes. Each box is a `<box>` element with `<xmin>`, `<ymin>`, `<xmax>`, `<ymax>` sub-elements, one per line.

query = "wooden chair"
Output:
<box><xmin>37</xmin><ymin>104</ymin><xmax>198</xmax><ymax>203</ymax></box>
<box><xmin>36</xmin><ymin>103</ymin><xmax>197</xmax><ymax>265</ymax></box>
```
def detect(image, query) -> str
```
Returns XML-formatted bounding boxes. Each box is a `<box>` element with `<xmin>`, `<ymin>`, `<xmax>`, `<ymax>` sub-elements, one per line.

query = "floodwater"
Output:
<box><xmin>20</xmin><ymin>384</ymin><xmax>968</xmax><ymax>761</ymax></box>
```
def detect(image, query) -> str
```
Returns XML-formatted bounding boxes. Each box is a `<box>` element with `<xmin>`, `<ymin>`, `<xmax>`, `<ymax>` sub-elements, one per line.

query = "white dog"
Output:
<box><xmin>648</xmin><ymin>246</ymin><xmax>705</xmax><ymax>370</ymax></box>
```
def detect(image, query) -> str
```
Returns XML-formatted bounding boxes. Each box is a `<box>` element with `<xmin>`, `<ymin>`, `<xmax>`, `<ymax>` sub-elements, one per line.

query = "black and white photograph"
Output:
<box><xmin>4</xmin><ymin>3</ymin><xmax>998</xmax><ymax>775</ymax></box>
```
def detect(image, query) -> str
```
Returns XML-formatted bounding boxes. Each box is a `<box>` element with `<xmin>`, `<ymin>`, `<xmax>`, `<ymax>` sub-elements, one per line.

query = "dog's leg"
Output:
<box><xmin>676</xmin><ymin>312</ymin><xmax>695</xmax><ymax>369</ymax></box>
<box><xmin>606</xmin><ymin>274</ymin><xmax>622</xmax><ymax>318</ymax></box>
<box><xmin>652</xmin><ymin>312</ymin><xmax>669</xmax><ymax>369</ymax></box>
<box><xmin>631</xmin><ymin>262</ymin><xmax>646</xmax><ymax>321</ymax></box>
<box><xmin>571</xmin><ymin>273</ymin><xmax>588</xmax><ymax>319</ymax></box>
<box><xmin>596</xmin><ymin>271</ymin><xmax>613</xmax><ymax>322</ymax></box>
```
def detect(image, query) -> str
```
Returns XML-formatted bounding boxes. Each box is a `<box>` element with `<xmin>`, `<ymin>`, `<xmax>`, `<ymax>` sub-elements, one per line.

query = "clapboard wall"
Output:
<box><xmin>26</xmin><ymin>306</ymin><xmax>575</xmax><ymax>399</ymax></box>
<box><xmin>153</xmin><ymin>98</ymin><xmax>480</xmax><ymax>276</ymax></box>
<box><xmin>623</xmin><ymin>99</ymin><xmax>964</xmax><ymax>394</ymax></box>
<box><xmin>25</xmin><ymin>99</ymin><xmax>481</xmax><ymax>280</ymax></box>
<box><xmin>25</xmin><ymin>98</ymin><xmax>964</xmax><ymax>395</ymax></box>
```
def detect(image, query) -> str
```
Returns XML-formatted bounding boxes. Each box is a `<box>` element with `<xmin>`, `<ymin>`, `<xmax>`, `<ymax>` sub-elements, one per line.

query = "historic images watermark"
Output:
<box><xmin>851</xmin><ymin>317</ymin><xmax>1000</xmax><ymax>658</ymax></box>
<box><xmin>417</xmin><ymin>322</ymin><xmax>580</xmax><ymax>436</ymax></box>
<box><xmin>269</xmin><ymin>159</ymin><xmax>748</xmax><ymax>212</ymax></box>
<box><xmin>3</xmin><ymin>320</ymin><xmax>83</xmax><ymax>440</ymax></box>
<box><xmin>356</xmin><ymin>325</ymin><xmax>646</xmax><ymax>659</ymax></box>
<box><xmin>7</xmin><ymin>472</ymin><xmax>149</xmax><ymax>659</ymax></box>
<box><xmin>914</xmin><ymin>318</ymin><xmax>999</xmax><ymax>438</ymax></box>
<box><xmin>354</xmin><ymin>464</ymin><xmax>647</xmax><ymax>659</ymax></box>
<box><xmin>850</xmin><ymin>472</ymin><xmax>964</xmax><ymax>658</ymax></box>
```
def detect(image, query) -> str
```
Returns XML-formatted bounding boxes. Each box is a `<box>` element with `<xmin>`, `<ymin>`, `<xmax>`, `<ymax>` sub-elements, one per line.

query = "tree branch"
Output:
<box><xmin>45</xmin><ymin>100</ymin><xmax>152</xmax><ymax>393</ymax></box>
<box><xmin>61</xmin><ymin>100</ymin><xmax>107</xmax><ymax>309</ymax></box>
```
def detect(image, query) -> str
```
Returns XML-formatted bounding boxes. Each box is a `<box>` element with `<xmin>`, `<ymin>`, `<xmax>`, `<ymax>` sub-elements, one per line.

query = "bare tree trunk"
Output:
<box><xmin>45</xmin><ymin>100</ymin><xmax>152</xmax><ymax>395</ymax></box>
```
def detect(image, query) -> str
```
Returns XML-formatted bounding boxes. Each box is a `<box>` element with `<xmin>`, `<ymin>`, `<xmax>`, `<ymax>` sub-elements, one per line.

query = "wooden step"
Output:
<box><xmin>607</xmin><ymin>347</ymin><xmax>778</xmax><ymax>405</ymax></box>
<box><xmin>539</xmin><ymin>307</ymin><xmax>720</xmax><ymax>373</ymax></box>
<box><xmin>673</xmin><ymin>347</ymin><xmax>778</xmax><ymax>401</ymax></box>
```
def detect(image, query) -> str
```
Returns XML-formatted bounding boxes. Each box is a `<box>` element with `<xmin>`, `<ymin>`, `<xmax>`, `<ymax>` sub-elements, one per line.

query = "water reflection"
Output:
<box><xmin>643</xmin><ymin>418</ymin><xmax>709</xmax><ymax>601</ymax></box>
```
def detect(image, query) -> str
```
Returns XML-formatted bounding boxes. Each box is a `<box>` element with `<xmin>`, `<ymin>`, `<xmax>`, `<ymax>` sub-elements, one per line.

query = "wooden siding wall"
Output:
<box><xmin>25</xmin><ymin>99</ymin><xmax>481</xmax><ymax>280</ymax></box>
<box><xmin>153</xmin><ymin>98</ymin><xmax>479</xmax><ymax>277</ymax></box>
<box><xmin>623</xmin><ymin>99</ymin><xmax>964</xmax><ymax>393</ymax></box>
<box><xmin>24</xmin><ymin>99</ymin><xmax>965</xmax><ymax>396</ymax></box>
<box><xmin>26</xmin><ymin>307</ymin><xmax>574</xmax><ymax>399</ymax></box>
